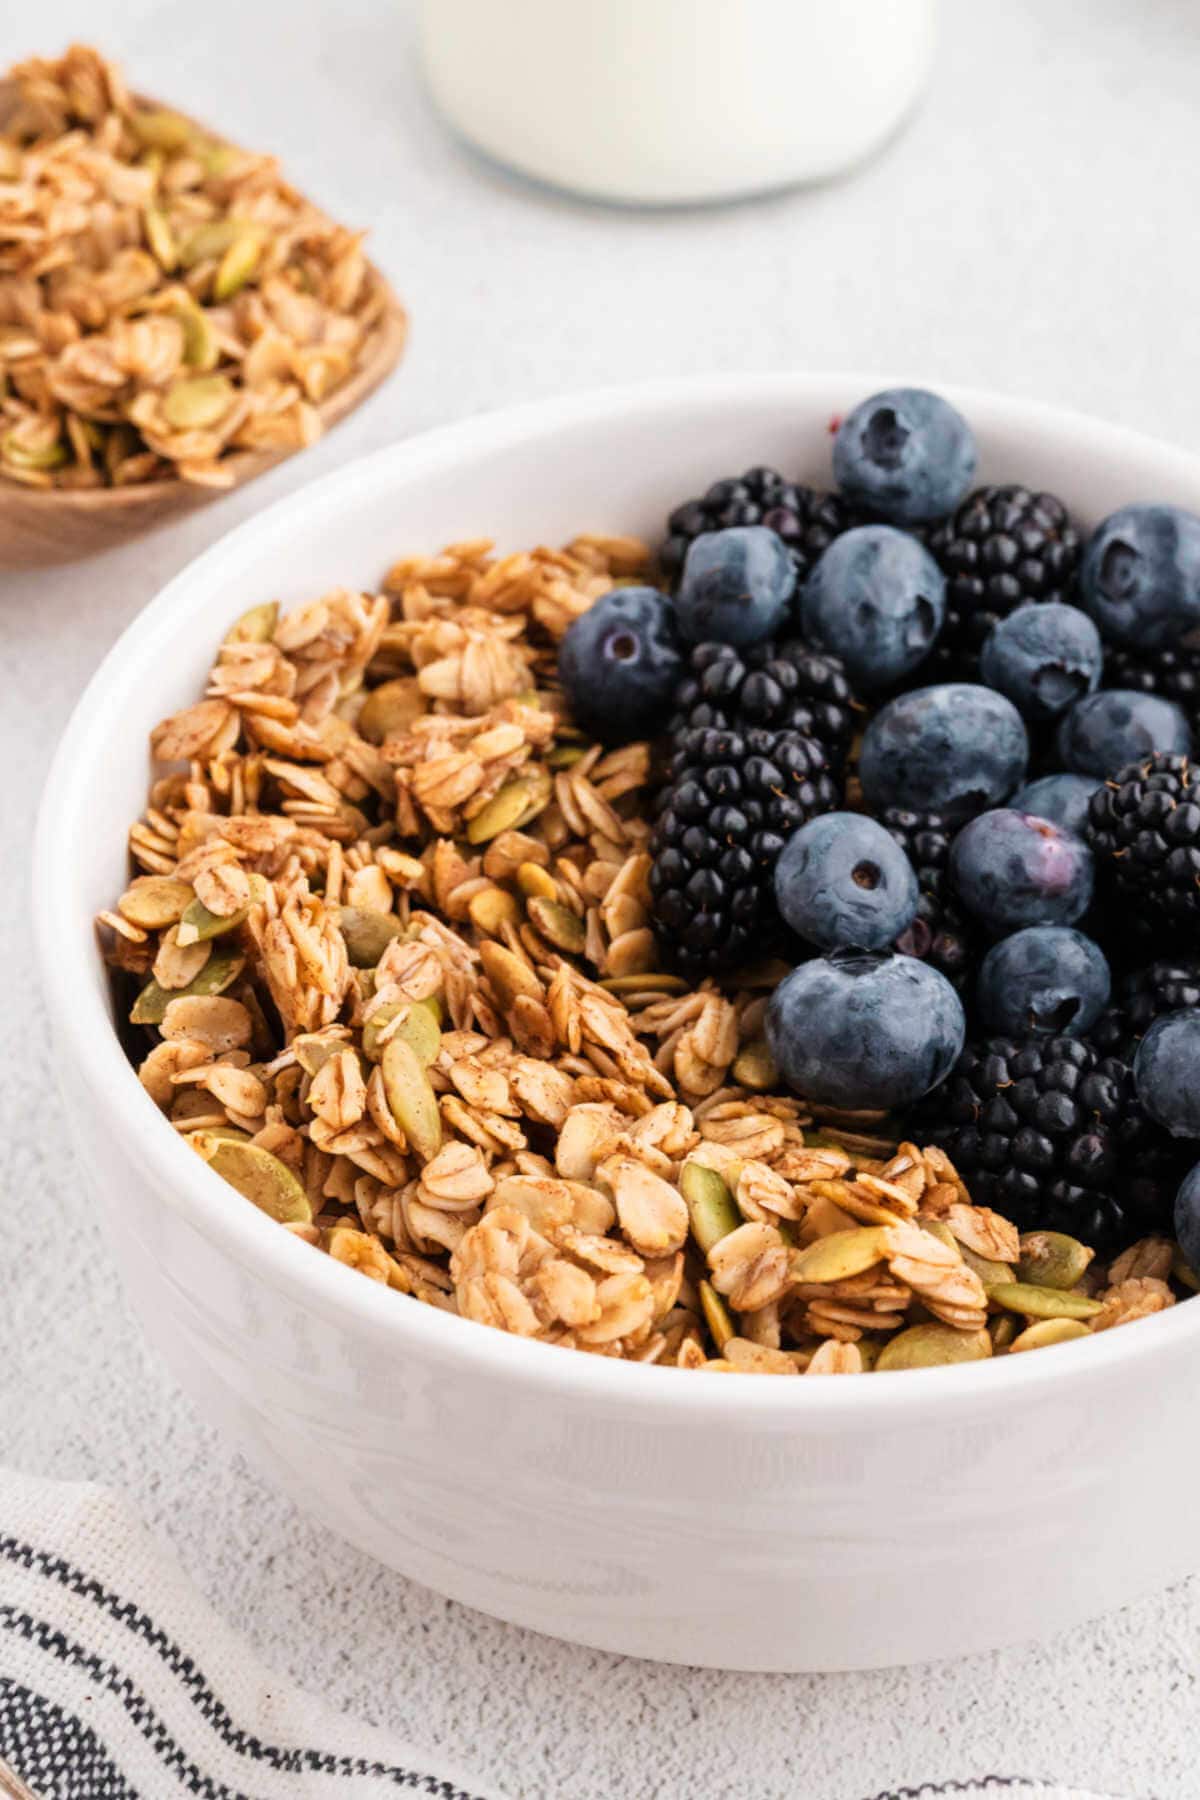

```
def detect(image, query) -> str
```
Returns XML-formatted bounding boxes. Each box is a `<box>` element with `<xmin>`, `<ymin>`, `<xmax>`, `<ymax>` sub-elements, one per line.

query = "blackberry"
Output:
<box><xmin>668</xmin><ymin>639</ymin><xmax>858</xmax><ymax>768</ymax></box>
<box><xmin>1089</xmin><ymin>956</ymin><xmax>1200</xmax><ymax>1061</ymax></box>
<box><xmin>659</xmin><ymin>467</ymin><xmax>861</xmax><ymax>599</ymax></box>
<box><xmin>1084</xmin><ymin>752</ymin><xmax>1200</xmax><ymax>927</ymax></box>
<box><xmin>1101</xmin><ymin>636</ymin><xmax>1200</xmax><ymax>735</ymax></box>
<box><xmin>649</xmin><ymin>725</ymin><xmax>837</xmax><ymax>976</ymax></box>
<box><xmin>915</xmin><ymin>1035</ymin><xmax>1184</xmax><ymax>1252</ymax></box>
<box><xmin>878</xmin><ymin>807</ymin><xmax>981</xmax><ymax>990</ymax></box>
<box><xmin>925</xmin><ymin>485</ymin><xmax>1083</xmax><ymax>679</ymax></box>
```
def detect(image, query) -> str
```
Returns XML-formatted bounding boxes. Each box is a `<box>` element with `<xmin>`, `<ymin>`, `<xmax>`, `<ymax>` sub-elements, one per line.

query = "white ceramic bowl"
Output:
<box><xmin>33</xmin><ymin>375</ymin><xmax>1200</xmax><ymax>1673</ymax></box>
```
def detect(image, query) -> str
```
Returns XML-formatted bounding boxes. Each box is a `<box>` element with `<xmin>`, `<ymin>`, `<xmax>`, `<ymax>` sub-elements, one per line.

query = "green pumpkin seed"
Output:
<box><xmin>338</xmin><ymin>906</ymin><xmax>405</xmax><ymax>968</ymax></box>
<box><xmin>185</xmin><ymin>1125</ymin><xmax>249</xmax><ymax>1146</ymax></box>
<box><xmin>527</xmin><ymin>896</ymin><xmax>586</xmax><ymax>953</ymax></box>
<box><xmin>1017</xmin><ymin>1231</ymin><xmax>1093</xmax><ymax>1291</ymax></box>
<box><xmin>545</xmin><ymin>743</ymin><xmax>587</xmax><ymax>770</ymax></box>
<box><xmin>876</xmin><ymin>1323</ymin><xmax>993</xmax><ymax>1371</ymax></box>
<box><xmin>293</xmin><ymin>1036</ymin><xmax>358</xmax><ymax>1078</ymax></box>
<box><xmin>142</xmin><ymin>205</ymin><xmax>178</xmax><ymax>269</ymax></box>
<box><xmin>224</xmin><ymin>600</ymin><xmax>278</xmax><ymax>644</ymax></box>
<box><xmin>175</xmin><ymin>873</ymin><xmax>266</xmax><ymax>946</ymax></box>
<box><xmin>130</xmin><ymin>948</ymin><xmax>245</xmax><ymax>1024</ymax></box>
<box><xmin>131</xmin><ymin>108</ymin><xmax>192</xmax><ymax>150</ymax></box>
<box><xmin>516</xmin><ymin>862</ymin><xmax>557</xmax><ymax>900</ymax></box>
<box><xmin>2</xmin><ymin>430</ymin><xmax>67</xmax><ymax>471</ymax></box>
<box><xmin>465</xmin><ymin>774</ymin><xmax>546</xmax><ymax>845</ymax></box>
<box><xmin>958</xmin><ymin>1243</ymin><xmax>1016</xmax><ymax>1294</ymax></box>
<box><xmin>381</xmin><ymin>1036</ymin><xmax>442</xmax><ymax>1161</ymax></box>
<box><xmin>989</xmin><ymin>1313</ymin><xmax>1018</xmax><ymax>1351</ymax></box>
<box><xmin>791</xmin><ymin>1227</ymin><xmax>889</xmax><ymax>1285</ymax></box>
<box><xmin>162</xmin><ymin>375</ymin><xmax>235</xmax><ymax>432</ymax></box>
<box><xmin>1009</xmin><ymin>1317</ymin><xmax>1092</xmax><ymax>1354</ymax></box>
<box><xmin>180</xmin><ymin>218</ymin><xmax>244</xmax><ymax>268</ymax></box>
<box><xmin>357</xmin><ymin>677</ymin><xmax>425</xmax><ymax>743</ymax></box>
<box><xmin>362</xmin><ymin>995</ymin><xmax>442</xmax><ymax>1065</ymax></box>
<box><xmin>174</xmin><ymin>301</ymin><xmax>220</xmax><ymax>372</ymax></box>
<box><xmin>197</xmin><ymin>1136</ymin><xmax>311</xmax><ymax>1224</ymax></box>
<box><xmin>731</xmin><ymin>1039</ymin><xmax>777</xmax><ymax>1091</ymax></box>
<box><xmin>214</xmin><ymin>228</ymin><xmax>263</xmax><ymax>300</ymax></box>
<box><xmin>856</xmin><ymin>1339</ymin><xmax>881</xmax><ymax>1371</ymax></box>
<box><xmin>681</xmin><ymin>1161</ymin><xmax>740</xmax><ymax>1255</ymax></box>
<box><xmin>698</xmin><ymin>1279</ymin><xmax>734</xmax><ymax>1351</ymax></box>
<box><xmin>988</xmin><ymin>1282</ymin><xmax>1103</xmax><ymax>1322</ymax></box>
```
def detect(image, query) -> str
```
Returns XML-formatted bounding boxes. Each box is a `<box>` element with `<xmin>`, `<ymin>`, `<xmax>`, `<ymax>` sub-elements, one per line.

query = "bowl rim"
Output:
<box><xmin>33</xmin><ymin>369</ymin><xmax>1200</xmax><ymax>1423</ymax></box>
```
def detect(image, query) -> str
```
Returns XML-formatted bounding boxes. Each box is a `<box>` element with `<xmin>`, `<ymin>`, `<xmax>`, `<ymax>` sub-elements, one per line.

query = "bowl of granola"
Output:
<box><xmin>33</xmin><ymin>374</ymin><xmax>1200</xmax><ymax>1670</ymax></box>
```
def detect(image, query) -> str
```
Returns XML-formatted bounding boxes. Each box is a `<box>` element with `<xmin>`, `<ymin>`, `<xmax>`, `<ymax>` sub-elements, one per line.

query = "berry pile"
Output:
<box><xmin>555</xmin><ymin>384</ymin><xmax>1200</xmax><ymax>1271</ymax></box>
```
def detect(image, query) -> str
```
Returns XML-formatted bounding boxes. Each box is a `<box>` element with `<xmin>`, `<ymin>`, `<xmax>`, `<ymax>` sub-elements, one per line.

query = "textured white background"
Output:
<box><xmin>5</xmin><ymin>3</ymin><xmax>1200</xmax><ymax>1796</ymax></box>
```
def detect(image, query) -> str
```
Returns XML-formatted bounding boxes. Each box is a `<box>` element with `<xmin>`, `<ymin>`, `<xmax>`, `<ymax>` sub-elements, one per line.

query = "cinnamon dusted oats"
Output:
<box><xmin>99</xmin><ymin>529</ymin><xmax>1194</xmax><ymax>1373</ymax></box>
<box><xmin>1</xmin><ymin>45</ymin><xmax>398</xmax><ymax>489</ymax></box>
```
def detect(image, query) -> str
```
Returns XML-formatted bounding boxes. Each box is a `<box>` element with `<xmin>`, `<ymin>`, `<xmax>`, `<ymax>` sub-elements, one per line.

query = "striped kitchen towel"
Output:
<box><xmin>0</xmin><ymin>1468</ymin><xmax>1127</xmax><ymax>1800</ymax></box>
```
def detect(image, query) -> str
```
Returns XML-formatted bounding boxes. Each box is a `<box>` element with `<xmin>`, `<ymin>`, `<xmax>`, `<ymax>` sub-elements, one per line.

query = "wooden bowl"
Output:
<box><xmin>0</xmin><ymin>83</ymin><xmax>408</xmax><ymax>569</ymax></box>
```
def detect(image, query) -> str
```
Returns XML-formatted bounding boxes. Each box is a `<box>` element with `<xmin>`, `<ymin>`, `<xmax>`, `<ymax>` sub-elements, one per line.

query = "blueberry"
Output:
<box><xmin>1174</xmin><ymin>1162</ymin><xmax>1200</xmax><ymax>1271</ymax></box>
<box><xmin>979</xmin><ymin>601</ymin><xmax>1102</xmax><ymax>723</ymax></box>
<box><xmin>858</xmin><ymin>683</ymin><xmax>1028</xmax><ymax>820</ymax></box>
<box><xmin>765</xmin><ymin>950</ymin><xmax>965</xmax><ymax>1110</ymax></box>
<box><xmin>800</xmin><ymin>525</ymin><xmax>945</xmax><ymax>691</ymax></box>
<box><xmin>832</xmin><ymin>388</ymin><xmax>976</xmax><ymax>525</ymax></box>
<box><xmin>774</xmin><ymin>812</ymin><xmax>919</xmax><ymax>951</ymax></box>
<box><xmin>675</xmin><ymin>526</ymin><xmax>795</xmax><ymax>648</ymax></box>
<box><xmin>1080</xmin><ymin>504</ymin><xmax>1200</xmax><ymax>648</ymax></box>
<box><xmin>557</xmin><ymin>586</ymin><xmax>682</xmax><ymax>743</ymax></box>
<box><xmin>1055</xmin><ymin>689</ymin><xmax>1193</xmax><ymax>777</ymax></box>
<box><xmin>950</xmin><ymin>808</ymin><xmax>1094</xmax><ymax>932</ymax></box>
<box><xmin>976</xmin><ymin>926</ymin><xmax>1111</xmax><ymax>1036</ymax></box>
<box><xmin>1010</xmin><ymin>772</ymin><xmax>1104</xmax><ymax>839</ymax></box>
<box><xmin>1134</xmin><ymin>1011</ymin><xmax>1200</xmax><ymax>1138</ymax></box>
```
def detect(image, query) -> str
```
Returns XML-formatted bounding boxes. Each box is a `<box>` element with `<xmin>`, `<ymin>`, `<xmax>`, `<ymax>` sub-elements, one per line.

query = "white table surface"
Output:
<box><xmin>5</xmin><ymin>3</ymin><xmax>1200</xmax><ymax>1795</ymax></box>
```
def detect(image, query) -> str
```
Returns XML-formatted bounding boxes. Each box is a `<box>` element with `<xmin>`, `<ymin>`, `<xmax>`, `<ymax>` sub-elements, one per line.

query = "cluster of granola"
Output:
<box><xmin>1</xmin><ymin>45</ymin><xmax>394</xmax><ymax>489</ymax></box>
<box><xmin>99</xmin><ymin>532</ymin><xmax>1188</xmax><ymax>1372</ymax></box>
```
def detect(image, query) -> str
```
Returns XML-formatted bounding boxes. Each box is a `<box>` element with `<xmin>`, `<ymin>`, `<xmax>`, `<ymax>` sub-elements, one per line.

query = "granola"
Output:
<box><xmin>1</xmin><ymin>45</ymin><xmax>397</xmax><ymax>489</ymax></box>
<box><xmin>99</xmin><ymin>531</ymin><xmax>1192</xmax><ymax>1372</ymax></box>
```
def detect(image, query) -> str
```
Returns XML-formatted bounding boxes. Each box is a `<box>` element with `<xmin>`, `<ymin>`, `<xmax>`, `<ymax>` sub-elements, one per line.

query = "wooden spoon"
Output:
<box><xmin>0</xmin><ymin>85</ymin><xmax>408</xmax><ymax>569</ymax></box>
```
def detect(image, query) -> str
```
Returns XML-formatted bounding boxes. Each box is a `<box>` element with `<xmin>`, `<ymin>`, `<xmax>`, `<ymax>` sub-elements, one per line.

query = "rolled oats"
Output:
<box><xmin>100</xmin><ymin>525</ymin><xmax>1195</xmax><ymax>1377</ymax></box>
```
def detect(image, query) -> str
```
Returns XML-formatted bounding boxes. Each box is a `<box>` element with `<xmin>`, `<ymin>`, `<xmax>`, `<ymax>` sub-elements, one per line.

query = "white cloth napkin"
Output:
<box><xmin>0</xmin><ymin>1468</ymin><xmax>1126</xmax><ymax>1800</ymax></box>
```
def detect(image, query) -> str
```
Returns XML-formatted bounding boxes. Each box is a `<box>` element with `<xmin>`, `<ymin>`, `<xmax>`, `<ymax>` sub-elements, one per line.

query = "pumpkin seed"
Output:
<box><xmin>791</xmin><ymin>1227</ymin><xmax>889</xmax><ymax>1285</ymax></box>
<box><xmin>180</xmin><ymin>218</ymin><xmax>244</xmax><ymax>267</ymax></box>
<box><xmin>1009</xmin><ymin>1317</ymin><xmax>1092</xmax><ymax>1354</ymax></box>
<box><xmin>362</xmin><ymin>995</ymin><xmax>442</xmax><ymax>1066</ymax></box>
<box><xmin>876</xmin><ymin>1324</ymin><xmax>993</xmax><ymax>1371</ymax></box>
<box><xmin>466</xmin><ymin>774</ymin><xmax>543</xmax><ymax>844</ymax></box>
<box><xmin>117</xmin><ymin>875</ymin><xmax>194</xmax><ymax>930</ymax></box>
<box><xmin>680</xmin><ymin>1161</ymin><xmax>740</xmax><ymax>1254</ymax></box>
<box><xmin>989</xmin><ymin>1313</ymin><xmax>1018</xmax><ymax>1351</ymax></box>
<box><xmin>224</xmin><ymin>601</ymin><xmax>278</xmax><ymax>644</ymax></box>
<box><xmin>162</xmin><ymin>374</ymin><xmax>234</xmax><ymax>432</ymax></box>
<box><xmin>175</xmin><ymin>873</ymin><xmax>266</xmax><ymax>946</ymax></box>
<box><xmin>698</xmin><ymin>1279</ymin><xmax>734</xmax><ymax>1351</ymax></box>
<box><xmin>527</xmin><ymin>895</ymin><xmax>586</xmax><ymax>953</ymax></box>
<box><xmin>130</xmin><ymin>948</ymin><xmax>244</xmax><ymax>1024</ymax></box>
<box><xmin>957</xmin><ymin>1243</ymin><xmax>1015</xmax><ymax>1294</ymax></box>
<box><xmin>468</xmin><ymin>887</ymin><xmax>522</xmax><ymax>935</ymax></box>
<box><xmin>214</xmin><ymin>228</ymin><xmax>263</xmax><ymax>300</ymax></box>
<box><xmin>131</xmin><ymin>108</ymin><xmax>192</xmax><ymax>150</ymax></box>
<box><xmin>174</xmin><ymin>301</ymin><xmax>220</xmax><ymax>372</ymax></box>
<box><xmin>185</xmin><ymin>1125</ymin><xmax>249</xmax><ymax>1146</ymax></box>
<box><xmin>516</xmin><ymin>862</ymin><xmax>558</xmax><ymax>901</ymax></box>
<box><xmin>2</xmin><ymin>430</ymin><xmax>67</xmax><ymax>471</ymax></box>
<box><xmin>142</xmin><ymin>205</ymin><xmax>178</xmax><ymax>269</ymax></box>
<box><xmin>546</xmin><ymin>743</ymin><xmax>586</xmax><ymax>770</ymax></box>
<box><xmin>856</xmin><ymin>1339</ymin><xmax>881</xmax><ymax>1371</ymax></box>
<box><xmin>293</xmin><ymin>1036</ymin><xmax>358</xmax><ymax>1078</ymax></box>
<box><xmin>381</xmin><ymin>1036</ymin><xmax>442</xmax><ymax>1161</ymax></box>
<box><xmin>338</xmin><ymin>906</ymin><xmax>405</xmax><ymax>968</ymax></box>
<box><xmin>197</xmin><ymin>1137</ymin><xmax>311</xmax><ymax>1225</ymax></box>
<box><xmin>988</xmin><ymin>1282</ymin><xmax>1103</xmax><ymax>1322</ymax></box>
<box><xmin>357</xmin><ymin>677</ymin><xmax>425</xmax><ymax>743</ymax></box>
<box><xmin>731</xmin><ymin>1038</ymin><xmax>777</xmax><ymax>1090</ymax></box>
<box><xmin>1017</xmin><ymin>1231</ymin><xmax>1093</xmax><ymax>1291</ymax></box>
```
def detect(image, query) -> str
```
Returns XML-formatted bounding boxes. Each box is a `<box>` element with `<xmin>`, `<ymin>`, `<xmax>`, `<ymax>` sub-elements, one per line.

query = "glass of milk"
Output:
<box><xmin>421</xmin><ymin>0</ymin><xmax>938</xmax><ymax>206</ymax></box>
